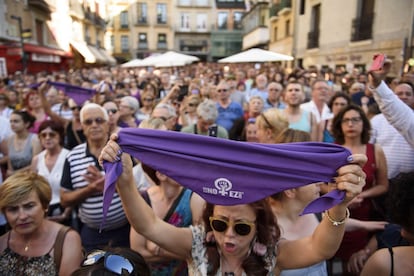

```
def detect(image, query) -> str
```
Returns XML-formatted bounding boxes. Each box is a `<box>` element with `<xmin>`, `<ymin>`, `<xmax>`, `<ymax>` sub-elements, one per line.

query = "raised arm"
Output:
<box><xmin>100</xmin><ymin>136</ymin><xmax>194</xmax><ymax>260</ymax></box>
<box><xmin>276</xmin><ymin>154</ymin><xmax>367</xmax><ymax>270</ymax></box>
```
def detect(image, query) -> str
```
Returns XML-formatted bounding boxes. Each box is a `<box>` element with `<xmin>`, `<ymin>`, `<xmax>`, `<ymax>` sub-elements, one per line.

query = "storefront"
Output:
<box><xmin>0</xmin><ymin>43</ymin><xmax>73</xmax><ymax>74</ymax></box>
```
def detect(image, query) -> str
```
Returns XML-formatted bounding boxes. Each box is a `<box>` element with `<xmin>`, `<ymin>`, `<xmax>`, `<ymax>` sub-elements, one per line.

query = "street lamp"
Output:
<box><xmin>11</xmin><ymin>15</ymin><xmax>26</xmax><ymax>73</ymax></box>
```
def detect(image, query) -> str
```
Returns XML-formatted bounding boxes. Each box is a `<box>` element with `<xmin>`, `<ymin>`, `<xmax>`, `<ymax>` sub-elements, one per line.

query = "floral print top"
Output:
<box><xmin>188</xmin><ymin>225</ymin><xmax>277</xmax><ymax>276</ymax></box>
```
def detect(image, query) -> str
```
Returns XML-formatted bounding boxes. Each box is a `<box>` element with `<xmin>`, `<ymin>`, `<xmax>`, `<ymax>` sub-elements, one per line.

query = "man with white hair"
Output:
<box><xmin>151</xmin><ymin>103</ymin><xmax>179</xmax><ymax>131</ymax></box>
<box><xmin>181</xmin><ymin>99</ymin><xmax>228</xmax><ymax>138</ymax></box>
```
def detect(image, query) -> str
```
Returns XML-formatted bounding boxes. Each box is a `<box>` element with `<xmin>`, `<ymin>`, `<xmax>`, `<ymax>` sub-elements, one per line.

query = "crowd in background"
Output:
<box><xmin>0</xmin><ymin>60</ymin><xmax>413</xmax><ymax>275</ymax></box>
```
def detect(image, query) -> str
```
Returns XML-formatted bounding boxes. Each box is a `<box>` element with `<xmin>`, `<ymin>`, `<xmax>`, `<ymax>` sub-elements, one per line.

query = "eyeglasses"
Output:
<box><xmin>217</xmin><ymin>89</ymin><xmax>228</xmax><ymax>93</ymax></box>
<box><xmin>188</xmin><ymin>103</ymin><xmax>197</xmax><ymax>107</ymax></box>
<box><xmin>106</xmin><ymin>108</ymin><xmax>118</xmax><ymax>115</ymax></box>
<box><xmin>341</xmin><ymin>117</ymin><xmax>362</xmax><ymax>124</ymax></box>
<box><xmin>260</xmin><ymin>113</ymin><xmax>274</xmax><ymax>130</ymax></box>
<box><xmin>70</xmin><ymin>106</ymin><xmax>81</xmax><ymax>111</ymax></box>
<box><xmin>82</xmin><ymin>250</ymin><xmax>134</xmax><ymax>275</ymax></box>
<box><xmin>83</xmin><ymin>117</ymin><xmax>107</xmax><ymax>126</ymax></box>
<box><xmin>39</xmin><ymin>131</ymin><xmax>57</xmax><ymax>139</ymax></box>
<box><xmin>209</xmin><ymin>216</ymin><xmax>255</xmax><ymax>236</ymax></box>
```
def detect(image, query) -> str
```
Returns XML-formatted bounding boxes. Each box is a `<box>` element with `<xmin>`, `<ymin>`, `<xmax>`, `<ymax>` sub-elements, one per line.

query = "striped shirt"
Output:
<box><xmin>61</xmin><ymin>143</ymin><xmax>128</xmax><ymax>230</ymax></box>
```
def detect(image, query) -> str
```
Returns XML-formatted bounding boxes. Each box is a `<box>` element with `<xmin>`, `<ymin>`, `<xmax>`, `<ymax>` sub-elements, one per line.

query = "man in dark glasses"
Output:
<box><xmin>60</xmin><ymin>103</ymin><xmax>133</xmax><ymax>252</ymax></box>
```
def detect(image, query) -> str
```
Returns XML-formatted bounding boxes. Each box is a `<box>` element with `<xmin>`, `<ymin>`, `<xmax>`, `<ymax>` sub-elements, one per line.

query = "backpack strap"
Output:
<box><xmin>53</xmin><ymin>226</ymin><xmax>71</xmax><ymax>273</ymax></box>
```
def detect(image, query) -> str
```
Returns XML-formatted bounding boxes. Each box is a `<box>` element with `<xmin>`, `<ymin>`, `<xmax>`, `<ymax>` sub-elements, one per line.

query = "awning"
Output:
<box><xmin>24</xmin><ymin>43</ymin><xmax>72</xmax><ymax>57</ymax></box>
<box><xmin>70</xmin><ymin>41</ymin><xmax>97</xmax><ymax>63</ymax></box>
<box><xmin>98</xmin><ymin>48</ymin><xmax>117</xmax><ymax>65</ymax></box>
<box><xmin>87</xmin><ymin>45</ymin><xmax>107</xmax><ymax>64</ymax></box>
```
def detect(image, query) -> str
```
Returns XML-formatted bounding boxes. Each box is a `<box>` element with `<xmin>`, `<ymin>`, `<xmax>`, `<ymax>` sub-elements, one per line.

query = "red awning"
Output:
<box><xmin>24</xmin><ymin>44</ymin><xmax>72</xmax><ymax>57</ymax></box>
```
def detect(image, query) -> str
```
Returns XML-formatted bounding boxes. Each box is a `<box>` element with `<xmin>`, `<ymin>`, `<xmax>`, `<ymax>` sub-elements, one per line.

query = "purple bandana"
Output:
<box><xmin>102</xmin><ymin>128</ymin><xmax>352</xmax><ymax>229</ymax></box>
<box><xmin>30</xmin><ymin>81</ymin><xmax>97</xmax><ymax>105</ymax></box>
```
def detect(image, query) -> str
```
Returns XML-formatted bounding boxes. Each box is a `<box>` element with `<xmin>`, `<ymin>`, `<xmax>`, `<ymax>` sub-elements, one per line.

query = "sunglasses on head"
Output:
<box><xmin>83</xmin><ymin>117</ymin><xmax>106</xmax><ymax>126</ymax></box>
<box><xmin>39</xmin><ymin>131</ymin><xmax>57</xmax><ymax>139</ymax></box>
<box><xmin>209</xmin><ymin>216</ymin><xmax>255</xmax><ymax>236</ymax></box>
<box><xmin>82</xmin><ymin>250</ymin><xmax>134</xmax><ymax>275</ymax></box>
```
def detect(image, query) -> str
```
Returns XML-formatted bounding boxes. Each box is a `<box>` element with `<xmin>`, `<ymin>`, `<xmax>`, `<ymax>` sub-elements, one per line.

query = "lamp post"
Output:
<box><xmin>11</xmin><ymin>15</ymin><xmax>26</xmax><ymax>73</ymax></box>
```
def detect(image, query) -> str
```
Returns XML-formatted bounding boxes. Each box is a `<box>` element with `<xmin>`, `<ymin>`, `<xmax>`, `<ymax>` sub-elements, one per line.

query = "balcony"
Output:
<box><xmin>136</xmin><ymin>17</ymin><xmax>148</xmax><ymax>25</ymax></box>
<box><xmin>351</xmin><ymin>13</ymin><xmax>374</xmax><ymax>41</ymax></box>
<box><xmin>307</xmin><ymin>29</ymin><xmax>319</xmax><ymax>49</ymax></box>
<box><xmin>157</xmin><ymin>42</ymin><xmax>167</xmax><ymax>50</ymax></box>
<box><xmin>28</xmin><ymin>0</ymin><xmax>51</xmax><ymax>13</ymax></box>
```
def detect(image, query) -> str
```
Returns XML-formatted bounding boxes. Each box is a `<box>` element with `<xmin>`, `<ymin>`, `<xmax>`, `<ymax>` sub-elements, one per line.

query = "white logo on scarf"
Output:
<box><xmin>202</xmin><ymin>178</ymin><xmax>244</xmax><ymax>199</ymax></box>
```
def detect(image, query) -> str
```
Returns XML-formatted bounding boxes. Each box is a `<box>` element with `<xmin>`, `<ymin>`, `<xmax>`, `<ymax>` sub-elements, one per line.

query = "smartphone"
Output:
<box><xmin>369</xmin><ymin>54</ymin><xmax>386</xmax><ymax>71</ymax></box>
<box><xmin>208</xmin><ymin>125</ymin><xmax>218</xmax><ymax>137</ymax></box>
<box><xmin>177</xmin><ymin>85</ymin><xmax>189</xmax><ymax>101</ymax></box>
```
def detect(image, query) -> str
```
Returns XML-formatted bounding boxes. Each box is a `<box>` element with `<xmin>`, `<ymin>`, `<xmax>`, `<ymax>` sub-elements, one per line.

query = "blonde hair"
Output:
<box><xmin>0</xmin><ymin>171</ymin><xmax>51</xmax><ymax>212</ymax></box>
<box><xmin>274</xmin><ymin>128</ymin><xmax>311</xmax><ymax>143</ymax></box>
<box><xmin>139</xmin><ymin>117</ymin><xmax>166</xmax><ymax>130</ymax></box>
<box><xmin>256</xmin><ymin>109</ymin><xmax>289</xmax><ymax>141</ymax></box>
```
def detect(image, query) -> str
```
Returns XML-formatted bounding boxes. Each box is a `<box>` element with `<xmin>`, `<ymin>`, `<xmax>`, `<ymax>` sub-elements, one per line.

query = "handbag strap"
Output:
<box><xmin>53</xmin><ymin>226</ymin><xmax>71</xmax><ymax>272</ymax></box>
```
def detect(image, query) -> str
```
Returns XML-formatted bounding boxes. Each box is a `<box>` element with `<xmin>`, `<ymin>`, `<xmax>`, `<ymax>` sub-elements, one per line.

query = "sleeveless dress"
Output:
<box><xmin>289</xmin><ymin>110</ymin><xmax>311</xmax><ymax>133</ymax></box>
<box><xmin>142</xmin><ymin>188</ymin><xmax>193</xmax><ymax>276</ymax></box>
<box><xmin>336</xmin><ymin>143</ymin><xmax>377</xmax><ymax>261</ymax></box>
<box><xmin>0</xmin><ymin>232</ymin><xmax>58</xmax><ymax>276</ymax></box>
<box><xmin>36</xmin><ymin>148</ymin><xmax>70</xmax><ymax>220</ymax></box>
<box><xmin>8</xmin><ymin>133</ymin><xmax>35</xmax><ymax>170</ymax></box>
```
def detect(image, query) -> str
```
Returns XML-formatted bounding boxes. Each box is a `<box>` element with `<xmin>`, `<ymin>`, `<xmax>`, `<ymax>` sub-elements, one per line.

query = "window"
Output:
<box><xmin>196</xmin><ymin>14</ymin><xmax>207</xmax><ymax>31</ymax></box>
<box><xmin>217</xmin><ymin>12</ymin><xmax>228</xmax><ymax>30</ymax></box>
<box><xmin>178</xmin><ymin>0</ymin><xmax>191</xmax><ymax>5</ymax></box>
<box><xmin>157</xmin><ymin>33</ymin><xmax>167</xmax><ymax>49</ymax></box>
<box><xmin>180</xmin><ymin>13</ymin><xmax>190</xmax><ymax>30</ymax></box>
<box><xmin>35</xmin><ymin>19</ymin><xmax>44</xmax><ymax>45</ymax></box>
<box><xmin>156</xmin><ymin>3</ymin><xmax>167</xmax><ymax>24</ymax></box>
<box><xmin>195</xmin><ymin>0</ymin><xmax>208</xmax><ymax>5</ymax></box>
<box><xmin>138</xmin><ymin>33</ymin><xmax>148</xmax><ymax>49</ymax></box>
<box><xmin>85</xmin><ymin>26</ymin><xmax>91</xmax><ymax>44</ymax></box>
<box><xmin>121</xmin><ymin>35</ymin><xmax>129</xmax><ymax>52</ymax></box>
<box><xmin>299</xmin><ymin>0</ymin><xmax>305</xmax><ymax>15</ymax></box>
<box><xmin>233</xmin><ymin>12</ymin><xmax>243</xmax><ymax>30</ymax></box>
<box><xmin>351</xmin><ymin>0</ymin><xmax>375</xmax><ymax>41</ymax></box>
<box><xmin>273</xmin><ymin>26</ymin><xmax>278</xmax><ymax>41</ymax></box>
<box><xmin>285</xmin><ymin>19</ymin><xmax>290</xmax><ymax>37</ymax></box>
<box><xmin>307</xmin><ymin>4</ymin><xmax>320</xmax><ymax>49</ymax></box>
<box><xmin>110</xmin><ymin>35</ymin><xmax>114</xmax><ymax>49</ymax></box>
<box><xmin>137</xmin><ymin>3</ymin><xmax>147</xmax><ymax>24</ymax></box>
<box><xmin>120</xmin><ymin>11</ymin><xmax>128</xmax><ymax>28</ymax></box>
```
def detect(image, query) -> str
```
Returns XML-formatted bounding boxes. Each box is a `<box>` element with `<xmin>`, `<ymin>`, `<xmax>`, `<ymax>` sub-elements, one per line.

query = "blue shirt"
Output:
<box><xmin>216</xmin><ymin>102</ymin><xmax>244</xmax><ymax>131</ymax></box>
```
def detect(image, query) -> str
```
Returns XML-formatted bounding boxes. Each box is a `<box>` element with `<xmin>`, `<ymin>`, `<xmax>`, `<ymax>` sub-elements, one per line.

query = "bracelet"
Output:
<box><xmin>323</xmin><ymin>208</ymin><xmax>350</xmax><ymax>226</ymax></box>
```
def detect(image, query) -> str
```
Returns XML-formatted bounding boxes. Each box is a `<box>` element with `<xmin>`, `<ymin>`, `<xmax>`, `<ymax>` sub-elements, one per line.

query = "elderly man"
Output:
<box><xmin>215</xmin><ymin>80</ymin><xmax>244</xmax><ymax>132</ymax></box>
<box><xmin>60</xmin><ymin>103</ymin><xmax>132</xmax><ymax>251</ymax></box>
<box><xmin>151</xmin><ymin>103</ymin><xmax>180</xmax><ymax>131</ymax></box>
<box><xmin>265</xmin><ymin>82</ymin><xmax>285</xmax><ymax>110</ymax></box>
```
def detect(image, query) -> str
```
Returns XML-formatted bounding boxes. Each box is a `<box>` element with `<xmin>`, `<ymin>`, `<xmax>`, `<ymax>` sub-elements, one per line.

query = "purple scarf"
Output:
<box><xmin>30</xmin><ymin>81</ymin><xmax>96</xmax><ymax>105</ymax></box>
<box><xmin>102</xmin><ymin>128</ymin><xmax>351</xmax><ymax>228</ymax></box>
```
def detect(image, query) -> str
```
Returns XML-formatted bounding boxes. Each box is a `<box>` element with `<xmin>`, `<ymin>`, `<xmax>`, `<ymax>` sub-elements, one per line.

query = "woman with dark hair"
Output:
<box><xmin>7</xmin><ymin>110</ymin><xmax>41</xmax><ymax>176</ymax></box>
<box><xmin>31</xmin><ymin>120</ymin><xmax>71</xmax><ymax>225</ymax></box>
<box><xmin>99</xmin><ymin>135</ymin><xmax>366</xmax><ymax>275</ymax></box>
<box><xmin>361</xmin><ymin>171</ymin><xmax>414</xmax><ymax>276</ymax></box>
<box><xmin>321</xmin><ymin>92</ymin><xmax>351</xmax><ymax>143</ymax></box>
<box><xmin>72</xmin><ymin>246</ymin><xmax>151</xmax><ymax>276</ymax></box>
<box><xmin>332</xmin><ymin>104</ymin><xmax>388</xmax><ymax>274</ymax></box>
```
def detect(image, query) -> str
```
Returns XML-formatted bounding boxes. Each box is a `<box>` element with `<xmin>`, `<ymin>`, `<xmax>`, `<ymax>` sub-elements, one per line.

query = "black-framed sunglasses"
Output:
<box><xmin>82</xmin><ymin>250</ymin><xmax>134</xmax><ymax>275</ymax></box>
<box><xmin>209</xmin><ymin>216</ymin><xmax>255</xmax><ymax>236</ymax></box>
<box><xmin>106</xmin><ymin>108</ymin><xmax>118</xmax><ymax>115</ymax></box>
<box><xmin>83</xmin><ymin>117</ymin><xmax>107</xmax><ymax>126</ymax></box>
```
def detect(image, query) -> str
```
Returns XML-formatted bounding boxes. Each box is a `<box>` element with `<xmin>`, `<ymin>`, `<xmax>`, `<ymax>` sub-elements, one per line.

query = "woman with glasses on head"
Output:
<box><xmin>99</xmin><ymin>136</ymin><xmax>366</xmax><ymax>276</ymax></box>
<box><xmin>31</xmin><ymin>120</ymin><xmax>71</xmax><ymax>226</ymax></box>
<box><xmin>0</xmin><ymin>171</ymin><xmax>83</xmax><ymax>276</ymax></box>
<box><xmin>331</xmin><ymin>104</ymin><xmax>388</xmax><ymax>275</ymax></box>
<box><xmin>65</xmin><ymin>99</ymin><xmax>86</xmax><ymax>150</ymax></box>
<box><xmin>7</xmin><ymin>110</ymin><xmax>42</xmax><ymax>177</ymax></box>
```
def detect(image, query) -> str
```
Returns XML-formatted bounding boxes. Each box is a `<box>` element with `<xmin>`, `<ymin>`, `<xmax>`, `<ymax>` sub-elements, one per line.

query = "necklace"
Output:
<box><xmin>24</xmin><ymin>241</ymin><xmax>30</xmax><ymax>252</ymax></box>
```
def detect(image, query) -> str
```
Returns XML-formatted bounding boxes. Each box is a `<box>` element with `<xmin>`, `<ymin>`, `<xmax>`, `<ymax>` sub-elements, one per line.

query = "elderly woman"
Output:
<box><xmin>0</xmin><ymin>171</ymin><xmax>83</xmax><ymax>276</ymax></box>
<box><xmin>99</xmin><ymin>133</ymin><xmax>366</xmax><ymax>275</ymax></box>
<box><xmin>118</xmin><ymin>96</ymin><xmax>141</xmax><ymax>128</ymax></box>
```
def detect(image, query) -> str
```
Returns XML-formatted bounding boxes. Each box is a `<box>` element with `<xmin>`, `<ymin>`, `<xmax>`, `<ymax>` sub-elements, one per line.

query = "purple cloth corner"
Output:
<box><xmin>101</xmin><ymin>128</ymin><xmax>351</xmax><ymax>229</ymax></box>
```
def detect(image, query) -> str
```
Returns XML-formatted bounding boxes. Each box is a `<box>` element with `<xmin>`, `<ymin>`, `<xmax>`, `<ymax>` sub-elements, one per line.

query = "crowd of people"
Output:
<box><xmin>0</xmin><ymin>59</ymin><xmax>412</xmax><ymax>275</ymax></box>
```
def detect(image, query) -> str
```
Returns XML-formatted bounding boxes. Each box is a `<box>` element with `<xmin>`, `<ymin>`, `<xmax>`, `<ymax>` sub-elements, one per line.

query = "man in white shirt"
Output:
<box><xmin>300</xmin><ymin>79</ymin><xmax>333</xmax><ymax>123</ymax></box>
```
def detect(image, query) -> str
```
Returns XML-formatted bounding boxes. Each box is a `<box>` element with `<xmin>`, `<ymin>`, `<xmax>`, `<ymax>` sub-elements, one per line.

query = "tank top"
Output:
<box><xmin>0</xmin><ymin>232</ymin><xmax>58</xmax><ymax>276</ymax></box>
<box><xmin>8</xmin><ymin>133</ymin><xmax>35</xmax><ymax>170</ymax></box>
<box><xmin>289</xmin><ymin>110</ymin><xmax>311</xmax><ymax>133</ymax></box>
<box><xmin>36</xmin><ymin>148</ymin><xmax>70</xmax><ymax>205</ymax></box>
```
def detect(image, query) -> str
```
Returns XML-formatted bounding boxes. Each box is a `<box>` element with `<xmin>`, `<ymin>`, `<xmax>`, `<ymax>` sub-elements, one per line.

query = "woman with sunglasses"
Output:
<box><xmin>136</xmin><ymin>90</ymin><xmax>156</xmax><ymax>122</ymax></box>
<box><xmin>31</xmin><ymin>120</ymin><xmax>71</xmax><ymax>226</ymax></box>
<box><xmin>99</xmin><ymin>135</ymin><xmax>366</xmax><ymax>276</ymax></box>
<box><xmin>103</xmin><ymin>101</ymin><xmax>121</xmax><ymax>134</ymax></box>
